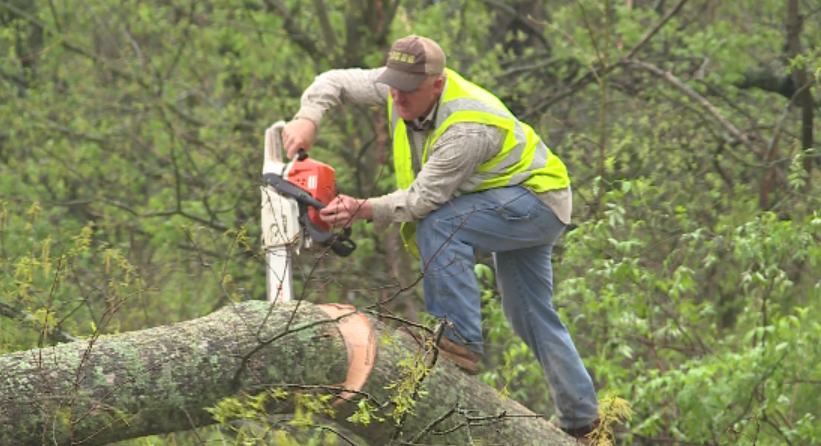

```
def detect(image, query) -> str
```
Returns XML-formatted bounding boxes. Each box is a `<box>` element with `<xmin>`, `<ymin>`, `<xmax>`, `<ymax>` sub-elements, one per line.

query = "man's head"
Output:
<box><xmin>376</xmin><ymin>35</ymin><xmax>446</xmax><ymax>121</ymax></box>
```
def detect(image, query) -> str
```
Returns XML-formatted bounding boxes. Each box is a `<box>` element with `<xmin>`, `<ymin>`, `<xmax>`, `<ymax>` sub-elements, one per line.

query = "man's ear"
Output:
<box><xmin>432</xmin><ymin>76</ymin><xmax>445</xmax><ymax>96</ymax></box>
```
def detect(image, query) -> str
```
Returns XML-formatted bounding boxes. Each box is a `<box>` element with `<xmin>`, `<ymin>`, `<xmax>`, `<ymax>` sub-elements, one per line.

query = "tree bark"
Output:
<box><xmin>0</xmin><ymin>301</ymin><xmax>574</xmax><ymax>446</ymax></box>
<box><xmin>786</xmin><ymin>0</ymin><xmax>814</xmax><ymax>180</ymax></box>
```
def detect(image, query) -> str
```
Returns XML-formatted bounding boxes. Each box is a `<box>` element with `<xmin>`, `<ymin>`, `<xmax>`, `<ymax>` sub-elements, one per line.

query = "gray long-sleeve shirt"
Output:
<box><xmin>294</xmin><ymin>67</ymin><xmax>571</xmax><ymax>232</ymax></box>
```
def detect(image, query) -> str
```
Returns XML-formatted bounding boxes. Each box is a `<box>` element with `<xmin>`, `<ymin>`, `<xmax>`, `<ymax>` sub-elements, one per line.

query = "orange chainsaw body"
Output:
<box><xmin>286</xmin><ymin>157</ymin><xmax>337</xmax><ymax>231</ymax></box>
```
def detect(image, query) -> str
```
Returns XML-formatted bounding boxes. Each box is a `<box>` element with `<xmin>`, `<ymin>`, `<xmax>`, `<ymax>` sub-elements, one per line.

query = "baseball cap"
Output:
<box><xmin>376</xmin><ymin>36</ymin><xmax>446</xmax><ymax>92</ymax></box>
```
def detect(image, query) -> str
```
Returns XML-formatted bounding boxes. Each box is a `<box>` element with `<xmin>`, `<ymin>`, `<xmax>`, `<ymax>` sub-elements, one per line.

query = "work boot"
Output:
<box><xmin>549</xmin><ymin>418</ymin><xmax>600</xmax><ymax>445</ymax></box>
<box><xmin>396</xmin><ymin>327</ymin><xmax>481</xmax><ymax>375</ymax></box>
<box><xmin>436</xmin><ymin>336</ymin><xmax>482</xmax><ymax>375</ymax></box>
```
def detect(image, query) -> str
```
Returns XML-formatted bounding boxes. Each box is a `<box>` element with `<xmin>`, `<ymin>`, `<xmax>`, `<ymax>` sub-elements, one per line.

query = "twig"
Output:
<box><xmin>407</xmin><ymin>405</ymin><xmax>458</xmax><ymax>444</ymax></box>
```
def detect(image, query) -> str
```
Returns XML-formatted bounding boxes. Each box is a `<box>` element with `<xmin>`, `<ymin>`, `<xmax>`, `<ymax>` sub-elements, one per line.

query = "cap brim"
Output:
<box><xmin>376</xmin><ymin>68</ymin><xmax>426</xmax><ymax>92</ymax></box>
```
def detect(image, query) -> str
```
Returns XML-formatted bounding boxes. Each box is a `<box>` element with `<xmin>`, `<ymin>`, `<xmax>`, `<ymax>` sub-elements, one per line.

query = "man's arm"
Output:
<box><xmin>283</xmin><ymin>68</ymin><xmax>389</xmax><ymax>158</ymax></box>
<box><xmin>368</xmin><ymin>123</ymin><xmax>503</xmax><ymax>232</ymax></box>
<box><xmin>294</xmin><ymin>68</ymin><xmax>390</xmax><ymax>127</ymax></box>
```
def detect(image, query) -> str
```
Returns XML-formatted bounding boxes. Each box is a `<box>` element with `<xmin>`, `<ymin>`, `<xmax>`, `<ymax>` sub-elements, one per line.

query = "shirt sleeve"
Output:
<box><xmin>294</xmin><ymin>68</ymin><xmax>390</xmax><ymax>126</ymax></box>
<box><xmin>369</xmin><ymin>123</ymin><xmax>503</xmax><ymax>232</ymax></box>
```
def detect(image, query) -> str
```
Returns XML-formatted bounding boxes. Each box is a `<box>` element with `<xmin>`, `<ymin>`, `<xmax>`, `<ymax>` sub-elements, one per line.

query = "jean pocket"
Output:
<box><xmin>494</xmin><ymin>188</ymin><xmax>542</xmax><ymax>222</ymax></box>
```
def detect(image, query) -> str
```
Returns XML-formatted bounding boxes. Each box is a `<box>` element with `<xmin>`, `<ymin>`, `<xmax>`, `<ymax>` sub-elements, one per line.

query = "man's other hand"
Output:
<box><xmin>282</xmin><ymin>118</ymin><xmax>317</xmax><ymax>159</ymax></box>
<box><xmin>320</xmin><ymin>195</ymin><xmax>373</xmax><ymax>229</ymax></box>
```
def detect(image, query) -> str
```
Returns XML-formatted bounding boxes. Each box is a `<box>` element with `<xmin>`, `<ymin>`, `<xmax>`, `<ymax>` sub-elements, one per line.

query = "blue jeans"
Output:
<box><xmin>416</xmin><ymin>186</ymin><xmax>599</xmax><ymax>428</ymax></box>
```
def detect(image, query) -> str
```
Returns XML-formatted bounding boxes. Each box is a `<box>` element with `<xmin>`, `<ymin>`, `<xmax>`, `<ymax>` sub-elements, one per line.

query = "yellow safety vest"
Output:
<box><xmin>388</xmin><ymin>69</ymin><xmax>570</xmax><ymax>258</ymax></box>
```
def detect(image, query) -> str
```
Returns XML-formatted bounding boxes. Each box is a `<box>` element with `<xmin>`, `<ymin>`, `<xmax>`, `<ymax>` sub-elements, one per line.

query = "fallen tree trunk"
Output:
<box><xmin>0</xmin><ymin>300</ymin><xmax>574</xmax><ymax>446</ymax></box>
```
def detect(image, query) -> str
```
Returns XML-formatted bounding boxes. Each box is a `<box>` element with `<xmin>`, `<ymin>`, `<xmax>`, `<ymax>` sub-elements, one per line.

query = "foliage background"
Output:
<box><xmin>1</xmin><ymin>0</ymin><xmax>819</xmax><ymax>444</ymax></box>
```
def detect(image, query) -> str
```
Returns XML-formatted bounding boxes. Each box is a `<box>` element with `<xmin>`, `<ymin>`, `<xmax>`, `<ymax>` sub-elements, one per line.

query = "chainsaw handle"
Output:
<box><xmin>265</xmin><ymin>122</ymin><xmax>310</xmax><ymax>164</ymax></box>
<box><xmin>264</xmin><ymin>121</ymin><xmax>287</xmax><ymax>165</ymax></box>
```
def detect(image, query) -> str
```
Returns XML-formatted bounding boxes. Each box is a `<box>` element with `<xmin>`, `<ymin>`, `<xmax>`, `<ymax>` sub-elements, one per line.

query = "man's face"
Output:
<box><xmin>389</xmin><ymin>76</ymin><xmax>444</xmax><ymax>121</ymax></box>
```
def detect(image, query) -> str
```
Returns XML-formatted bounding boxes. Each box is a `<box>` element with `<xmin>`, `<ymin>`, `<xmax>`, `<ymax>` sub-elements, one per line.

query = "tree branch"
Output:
<box><xmin>263</xmin><ymin>0</ymin><xmax>321</xmax><ymax>60</ymax></box>
<box><xmin>477</xmin><ymin>0</ymin><xmax>550</xmax><ymax>50</ymax></box>
<box><xmin>736</xmin><ymin>67</ymin><xmax>795</xmax><ymax>99</ymax></box>
<box><xmin>374</xmin><ymin>0</ymin><xmax>402</xmax><ymax>45</ymax></box>
<box><xmin>312</xmin><ymin>0</ymin><xmax>338</xmax><ymax>51</ymax></box>
<box><xmin>526</xmin><ymin>0</ymin><xmax>689</xmax><ymax>117</ymax></box>
<box><xmin>626</xmin><ymin>58</ymin><xmax>759</xmax><ymax>156</ymax></box>
<box><xmin>0</xmin><ymin>301</ymin><xmax>78</xmax><ymax>344</ymax></box>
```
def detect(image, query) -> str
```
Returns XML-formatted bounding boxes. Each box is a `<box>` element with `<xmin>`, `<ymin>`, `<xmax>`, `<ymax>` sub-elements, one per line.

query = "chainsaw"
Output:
<box><xmin>261</xmin><ymin>121</ymin><xmax>356</xmax><ymax>302</ymax></box>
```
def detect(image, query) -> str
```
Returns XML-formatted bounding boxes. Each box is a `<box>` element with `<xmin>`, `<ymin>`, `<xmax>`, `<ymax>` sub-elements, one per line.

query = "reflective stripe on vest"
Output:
<box><xmin>389</xmin><ymin>69</ymin><xmax>569</xmax><ymax>257</ymax></box>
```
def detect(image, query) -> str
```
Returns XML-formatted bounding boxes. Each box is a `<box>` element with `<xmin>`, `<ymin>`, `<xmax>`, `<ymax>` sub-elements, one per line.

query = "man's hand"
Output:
<box><xmin>282</xmin><ymin>118</ymin><xmax>317</xmax><ymax>159</ymax></box>
<box><xmin>320</xmin><ymin>195</ymin><xmax>373</xmax><ymax>229</ymax></box>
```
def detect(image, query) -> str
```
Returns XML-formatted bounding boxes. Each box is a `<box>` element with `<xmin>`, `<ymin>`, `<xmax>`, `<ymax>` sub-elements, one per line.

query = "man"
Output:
<box><xmin>282</xmin><ymin>35</ymin><xmax>599</xmax><ymax>439</ymax></box>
